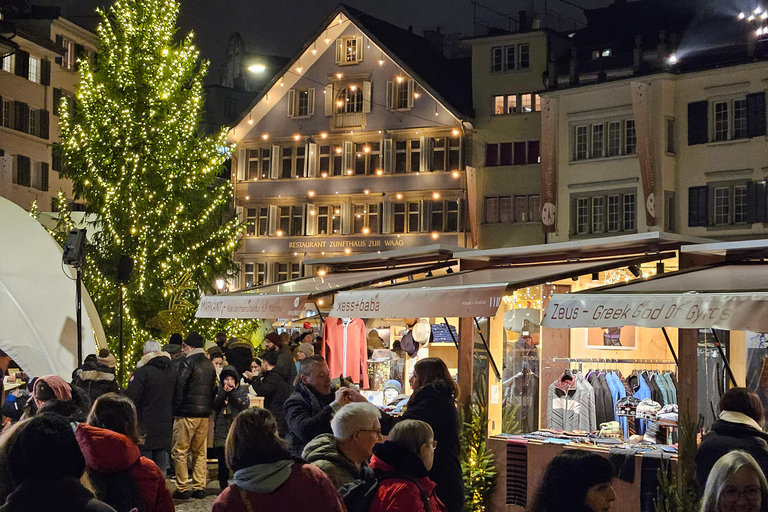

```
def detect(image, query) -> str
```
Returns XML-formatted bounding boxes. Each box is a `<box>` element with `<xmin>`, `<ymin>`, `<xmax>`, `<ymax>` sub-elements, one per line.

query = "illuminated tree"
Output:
<box><xmin>58</xmin><ymin>0</ymin><xmax>243</xmax><ymax>378</ymax></box>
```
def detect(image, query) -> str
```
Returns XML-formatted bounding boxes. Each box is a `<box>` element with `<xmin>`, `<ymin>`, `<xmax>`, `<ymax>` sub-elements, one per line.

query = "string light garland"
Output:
<box><xmin>57</xmin><ymin>0</ymin><xmax>244</xmax><ymax>383</ymax></box>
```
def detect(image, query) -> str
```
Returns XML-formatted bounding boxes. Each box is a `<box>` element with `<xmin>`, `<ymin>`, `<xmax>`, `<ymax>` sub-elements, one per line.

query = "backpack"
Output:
<box><xmin>340</xmin><ymin>469</ymin><xmax>431</xmax><ymax>512</ymax></box>
<box><xmin>87</xmin><ymin>463</ymin><xmax>145</xmax><ymax>512</ymax></box>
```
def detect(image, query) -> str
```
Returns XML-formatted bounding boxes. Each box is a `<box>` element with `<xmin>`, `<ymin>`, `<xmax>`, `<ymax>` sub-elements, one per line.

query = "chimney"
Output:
<box><xmin>548</xmin><ymin>57</ymin><xmax>559</xmax><ymax>89</ymax></box>
<box><xmin>656</xmin><ymin>30</ymin><xmax>668</xmax><ymax>64</ymax></box>
<box><xmin>569</xmin><ymin>48</ymin><xmax>579</xmax><ymax>85</ymax></box>
<box><xmin>633</xmin><ymin>35</ymin><xmax>643</xmax><ymax>73</ymax></box>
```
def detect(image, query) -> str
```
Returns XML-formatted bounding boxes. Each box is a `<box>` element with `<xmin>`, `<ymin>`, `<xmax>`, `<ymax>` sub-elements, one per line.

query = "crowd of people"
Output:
<box><xmin>2</xmin><ymin>331</ymin><xmax>768</xmax><ymax>512</ymax></box>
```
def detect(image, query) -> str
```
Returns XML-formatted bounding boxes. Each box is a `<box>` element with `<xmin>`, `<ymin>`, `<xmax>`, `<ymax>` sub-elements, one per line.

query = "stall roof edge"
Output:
<box><xmin>680</xmin><ymin>239</ymin><xmax>768</xmax><ymax>258</ymax></box>
<box><xmin>304</xmin><ymin>244</ymin><xmax>467</xmax><ymax>270</ymax></box>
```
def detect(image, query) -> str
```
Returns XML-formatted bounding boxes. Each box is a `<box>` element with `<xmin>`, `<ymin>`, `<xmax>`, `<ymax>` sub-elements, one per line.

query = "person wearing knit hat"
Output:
<box><xmin>96</xmin><ymin>349</ymin><xmax>116</xmax><ymax>369</ymax></box>
<box><xmin>382</xmin><ymin>380</ymin><xmax>409</xmax><ymax>408</ymax></box>
<box><xmin>264</xmin><ymin>332</ymin><xmax>296</xmax><ymax>386</ymax></box>
<box><xmin>293</xmin><ymin>343</ymin><xmax>315</xmax><ymax>374</ymax></box>
<box><xmin>72</xmin><ymin>350</ymin><xmax>119</xmax><ymax>405</ymax></box>
<box><xmin>32</xmin><ymin>375</ymin><xmax>72</xmax><ymax>410</ymax></box>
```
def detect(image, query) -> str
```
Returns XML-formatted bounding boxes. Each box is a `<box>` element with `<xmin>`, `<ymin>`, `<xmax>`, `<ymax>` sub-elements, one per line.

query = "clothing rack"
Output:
<box><xmin>551</xmin><ymin>357</ymin><xmax>677</xmax><ymax>365</ymax></box>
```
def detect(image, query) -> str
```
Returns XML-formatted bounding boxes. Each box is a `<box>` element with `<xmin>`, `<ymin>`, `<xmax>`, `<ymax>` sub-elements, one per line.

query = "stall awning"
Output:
<box><xmin>330</xmin><ymin>255</ymin><xmax>672</xmax><ymax>319</ymax></box>
<box><xmin>196</xmin><ymin>266</ymin><xmax>435</xmax><ymax>319</ymax></box>
<box><xmin>542</xmin><ymin>263</ymin><xmax>768</xmax><ymax>331</ymax></box>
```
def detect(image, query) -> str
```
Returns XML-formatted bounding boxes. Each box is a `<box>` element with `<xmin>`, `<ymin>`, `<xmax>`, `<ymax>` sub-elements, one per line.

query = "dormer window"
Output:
<box><xmin>335</xmin><ymin>36</ymin><xmax>364</xmax><ymax>65</ymax></box>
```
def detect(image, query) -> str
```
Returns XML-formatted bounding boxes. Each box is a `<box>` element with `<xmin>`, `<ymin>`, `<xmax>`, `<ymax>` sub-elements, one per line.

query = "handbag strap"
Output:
<box><xmin>238</xmin><ymin>486</ymin><xmax>256</xmax><ymax>512</ymax></box>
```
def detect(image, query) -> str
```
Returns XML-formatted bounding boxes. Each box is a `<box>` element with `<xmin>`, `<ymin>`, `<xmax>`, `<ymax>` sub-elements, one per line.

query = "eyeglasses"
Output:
<box><xmin>721</xmin><ymin>487</ymin><xmax>761</xmax><ymax>503</ymax></box>
<box><xmin>358</xmin><ymin>429</ymin><xmax>382</xmax><ymax>437</ymax></box>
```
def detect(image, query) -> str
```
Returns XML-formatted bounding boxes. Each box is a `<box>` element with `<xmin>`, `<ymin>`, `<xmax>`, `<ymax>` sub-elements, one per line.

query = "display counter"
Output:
<box><xmin>487</xmin><ymin>436</ymin><xmax>677</xmax><ymax>512</ymax></box>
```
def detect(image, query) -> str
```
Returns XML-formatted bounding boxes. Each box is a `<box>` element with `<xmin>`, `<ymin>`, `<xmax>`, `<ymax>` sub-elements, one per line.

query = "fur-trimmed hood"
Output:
<box><xmin>136</xmin><ymin>351</ymin><xmax>171</xmax><ymax>369</ymax></box>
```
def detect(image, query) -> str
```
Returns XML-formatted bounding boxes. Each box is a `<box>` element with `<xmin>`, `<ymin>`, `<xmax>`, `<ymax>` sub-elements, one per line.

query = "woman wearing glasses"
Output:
<box><xmin>700</xmin><ymin>451</ymin><xmax>768</xmax><ymax>512</ymax></box>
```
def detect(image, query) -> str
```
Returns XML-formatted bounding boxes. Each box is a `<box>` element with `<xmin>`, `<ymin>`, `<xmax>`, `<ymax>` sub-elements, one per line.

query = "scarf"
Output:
<box><xmin>720</xmin><ymin>410</ymin><xmax>764</xmax><ymax>432</ymax></box>
<box><xmin>233</xmin><ymin>459</ymin><xmax>294</xmax><ymax>493</ymax></box>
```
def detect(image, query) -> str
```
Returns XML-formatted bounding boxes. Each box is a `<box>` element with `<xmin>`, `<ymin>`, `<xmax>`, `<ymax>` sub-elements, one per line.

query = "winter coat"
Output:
<box><xmin>0</xmin><ymin>477</ymin><xmax>116</xmax><ymax>512</ymax></box>
<box><xmin>174</xmin><ymin>349</ymin><xmax>217</xmax><ymax>418</ymax></box>
<box><xmin>211</xmin><ymin>461</ymin><xmax>344</xmax><ymax>512</ymax></box>
<box><xmin>213</xmin><ymin>366</ymin><xmax>250</xmax><ymax>448</ymax></box>
<box><xmin>225</xmin><ymin>341</ymin><xmax>254</xmax><ymax>376</ymax></box>
<box><xmin>75</xmin><ymin>423</ymin><xmax>174</xmax><ymax>512</ymax></box>
<box><xmin>274</xmin><ymin>346</ymin><xmax>297</xmax><ymax>386</ymax></box>
<box><xmin>250</xmin><ymin>369</ymin><xmax>293</xmax><ymax>436</ymax></box>
<box><xmin>125</xmin><ymin>352</ymin><xmax>179</xmax><ymax>450</ymax></box>
<box><xmin>401</xmin><ymin>382</ymin><xmax>463</xmax><ymax>512</ymax></box>
<box><xmin>283</xmin><ymin>382</ymin><xmax>337</xmax><ymax>457</ymax></box>
<box><xmin>71</xmin><ymin>361</ymin><xmax>119</xmax><ymax>404</ymax></box>
<box><xmin>368</xmin><ymin>441</ymin><xmax>447</xmax><ymax>512</ymax></box>
<box><xmin>696</xmin><ymin>416</ymin><xmax>768</xmax><ymax>487</ymax></box>
<box><xmin>302</xmin><ymin>433</ymin><xmax>366</xmax><ymax>488</ymax></box>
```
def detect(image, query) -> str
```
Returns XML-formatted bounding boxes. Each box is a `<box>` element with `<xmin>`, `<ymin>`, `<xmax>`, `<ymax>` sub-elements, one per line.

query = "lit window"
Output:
<box><xmin>337</xmin><ymin>86</ymin><xmax>363</xmax><ymax>113</ymax></box>
<box><xmin>494</xmin><ymin>96</ymin><xmax>504</xmax><ymax>115</ymax></box>
<box><xmin>521</xmin><ymin>94</ymin><xmax>533</xmax><ymax>113</ymax></box>
<box><xmin>28</xmin><ymin>57</ymin><xmax>40</xmax><ymax>83</ymax></box>
<box><xmin>1</xmin><ymin>53</ymin><xmax>14</xmax><ymax>73</ymax></box>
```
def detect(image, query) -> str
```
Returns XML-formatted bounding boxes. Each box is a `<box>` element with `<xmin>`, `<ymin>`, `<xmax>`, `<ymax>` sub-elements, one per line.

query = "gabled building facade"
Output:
<box><xmin>0</xmin><ymin>7</ymin><xmax>97</xmax><ymax>212</ymax></box>
<box><xmin>228</xmin><ymin>6</ymin><xmax>472</xmax><ymax>288</ymax></box>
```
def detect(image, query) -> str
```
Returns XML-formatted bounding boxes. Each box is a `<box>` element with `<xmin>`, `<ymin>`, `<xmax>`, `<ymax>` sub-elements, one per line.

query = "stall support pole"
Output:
<box><xmin>473</xmin><ymin>317</ymin><xmax>501</xmax><ymax>381</ymax></box>
<box><xmin>458</xmin><ymin>317</ymin><xmax>474</xmax><ymax>413</ymax></box>
<box><xmin>661</xmin><ymin>327</ymin><xmax>679</xmax><ymax>366</ymax></box>
<box><xmin>710</xmin><ymin>329</ymin><xmax>738</xmax><ymax>388</ymax></box>
<box><xmin>677</xmin><ymin>327</ymin><xmax>699</xmax><ymax>477</ymax></box>
<box><xmin>488</xmin><ymin>306</ymin><xmax>505</xmax><ymax>435</ymax></box>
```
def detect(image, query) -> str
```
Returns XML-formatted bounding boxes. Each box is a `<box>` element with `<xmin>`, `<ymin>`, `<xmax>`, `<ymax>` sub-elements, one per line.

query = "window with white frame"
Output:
<box><xmin>407</xmin><ymin>202</ymin><xmax>420</xmax><ymax>232</ymax></box>
<box><xmin>317</xmin><ymin>205</ymin><xmax>341</xmax><ymax>235</ymax></box>
<box><xmin>433</xmin><ymin>137</ymin><xmax>461</xmax><ymax>172</ymax></box>
<box><xmin>1</xmin><ymin>99</ymin><xmax>12</xmax><ymax>128</ymax></box>
<box><xmin>393</xmin><ymin>202</ymin><xmax>406</xmax><ymax>233</ymax></box>
<box><xmin>344</xmin><ymin>37</ymin><xmax>359</xmax><ymax>63</ymax></box>
<box><xmin>518</xmin><ymin>44</ymin><xmax>530</xmax><ymax>68</ymax></box>
<box><xmin>572</xmin><ymin>190</ymin><xmax>636</xmax><ymax>236</ymax></box>
<box><xmin>490</xmin><ymin>47</ymin><xmax>503</xmax><ymax>72</ymax></box>
<box><xmin>276</xmin><ymin>263</ymin><xmax>289</xmax><ymax>282</ymax></box>
<box><xmin>485</xmin><ymin>197</ymin><xmax>499</xmax><ymax>223</ymax></box>
<box><xmin>492</xmin><ymin>93</ymin><xmax>540</xmax><ymax>115</ymax></box>
<box><xmin>353</xmin><ymin>203</ymin><xmax>380</xmax><ymax>233</ymax></box>
<box><xmin>28</xmin><ymin>109</ymin><xmax>39</xmax><ymax>137</ymax></box>
<box><xmin>243</xmin><ymin>263</ymin><xmax>266</xmax><ymax>288</ymax></box>
<box><xmin>709</xmin><ymin>98</ymin><xmax>751</xmax><ymax>142</ymax></box>
<box><xmin>733</xmin><ymin>99</ymin><xmax>748</xmax><ymax>139</ymax></box>
<box><xmin>336</xmin><ymin>85</ymin><xmax>363</xmax><ymax>113</ymax></box>
<box><xmin>62</xmin><ymin>37</ymin><xmax>75</xmax><ymax>70</ymax></box>
<box><xmin>335</xmin><ymin>36</ymin><xmax>363</xmax><ymax>64</ymax></box>
<box><xmin>1</xmin><ymin>53</ymin><xmax>14</xmax><ymax>73</ymax></box>
<box><xmin>28</xmin><ymin>57</ymin><xmax>40</xmax><ymax>83</ymax></box>
<box><xmin>354</xmin><ymin>142</ymin><xmax>380</xmax><ymax>175</ymax></box>
<box><xmin>572</xmin><ymin>117</ymin><xmax>637</xmax><ymax>161</ymax></box>
<box><xmin>394</xmin><ymin>141</ymin><xmax>407</xmax><ymax>174</ymax></box>
<box><xmin>491</xmin><ymin>43</ymin><xmax>529</xmax><ymax>72</ymax></box>
<box><xmin>713</xmin><ymin>101</ymin><xmax>729</xmax><ymax>141</ymax></box>
<box><xmin>288</xmin><ymin>88</ymin><xmax>315</xmax><ymax>118</ymax></box>
<box><xmin>713</xmin><ymin>183</ymin><xmax>748</xmax><ymax>226</ymax></box>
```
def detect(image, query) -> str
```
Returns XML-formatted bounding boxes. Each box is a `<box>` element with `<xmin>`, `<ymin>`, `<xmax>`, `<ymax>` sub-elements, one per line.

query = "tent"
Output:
<box><xmin>0</xmin><ymin>197</ymin><xmax>103</xmax><ymax>378</ymax></box>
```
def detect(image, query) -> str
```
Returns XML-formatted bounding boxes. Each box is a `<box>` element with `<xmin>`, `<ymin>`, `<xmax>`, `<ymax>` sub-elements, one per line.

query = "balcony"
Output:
<box><xmin>334</xmin><ymin>112</ymin><xmax>365</xmax><ymax>129</ymax></box>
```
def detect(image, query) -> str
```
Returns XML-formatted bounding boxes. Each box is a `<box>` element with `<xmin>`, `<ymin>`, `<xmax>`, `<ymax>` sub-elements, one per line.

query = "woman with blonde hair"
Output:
<box><xmin>700</xmin><ymin>451</ymin><xmax>768</xmax><ymax>512</ymax></box>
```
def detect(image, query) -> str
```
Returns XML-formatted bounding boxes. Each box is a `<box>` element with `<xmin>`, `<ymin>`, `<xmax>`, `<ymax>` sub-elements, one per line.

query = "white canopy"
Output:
<box><xmin>543</xmin><ymin>263</ymin><xmax>768</xmax><ymax>331</ymax></box>
<box><xmin>0</xmin><ymin>197</ymin><xmax>102</xmax><ymax>378</ymax></box>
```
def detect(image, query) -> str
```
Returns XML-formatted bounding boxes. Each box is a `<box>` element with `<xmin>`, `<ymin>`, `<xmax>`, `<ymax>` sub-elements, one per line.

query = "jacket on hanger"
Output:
<box><xmin>322</xmin><ymin>317</ymin><xmax>369</xmax><ymax>388</ymax></box>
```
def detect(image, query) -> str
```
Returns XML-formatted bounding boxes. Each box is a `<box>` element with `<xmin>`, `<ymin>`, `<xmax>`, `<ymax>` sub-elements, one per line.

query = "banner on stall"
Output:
<box><xmin>330</xmin><ymin>284</ymin><xmax>507</xmax><ymax>319</ymax></box>
<box><xmin>543</xmin><ymin>293</ymin><xmax>768</xmax><ymax>332</ymax></box>
<box><xmin>196</xmin><ymin>293</ymin><xmax>309</xmax><ymax>319</ymax></box>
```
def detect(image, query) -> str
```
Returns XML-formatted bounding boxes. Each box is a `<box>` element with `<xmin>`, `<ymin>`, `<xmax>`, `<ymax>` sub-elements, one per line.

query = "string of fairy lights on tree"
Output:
<box><xmin>57</xmin><ymin>0</ymin><xmax>245</xmax><ymax>381</ymax></box>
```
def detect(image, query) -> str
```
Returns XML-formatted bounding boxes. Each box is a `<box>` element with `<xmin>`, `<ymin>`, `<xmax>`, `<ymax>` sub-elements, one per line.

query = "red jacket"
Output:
<box><xmin>369</xmin><ymin>454</ymin><xmax>447</xmax><ymax>512</ymax></box>
<box><xmin>323</xmin><ymin>317</ymin><xmax>369</xmax><ymax>388</ymax></box>
<box><xmin>75</xmin><ymin>423</ymin><xmax>174</xmax><ymax>512</ymax></box>
<box><xmin>212</xmin><ymin>462</ymin><xmax>344</xmax><ymax>512</ymax></box>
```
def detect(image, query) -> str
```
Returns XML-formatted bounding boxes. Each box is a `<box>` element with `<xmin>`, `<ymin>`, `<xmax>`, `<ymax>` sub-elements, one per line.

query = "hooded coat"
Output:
<box><xmin>283</xmin><ymin>381</ymin><xmax>337</xmax><ymax>457</ymax></box>
<box><xmin>401</xmin><ymin>382</ymin><xmax>463</xmax><ymax>512</ymax></box>
<box><xmin>368</xmin><ymin>441</ymin><xmax>446</xmax><ymax>512</ymax></box>
<box><xmin>211</xmin><ymin>461</ymin><xmax>344</xmax><ymax>512</ymax></box>
<box><xmin>71</xmin><ymin>361</ymin><xmax>119</xmax><ymax>404</ymax></box>
<box><xmin>695</xmin><ymin>414</ymin><xmax>768</xmax><ymax>487</ymax></box>
<box><xmin>302</xmin><ymin>433</ymin><xmax>366</xmax><ymax>488</ymax></box>
<box><xmin>213</xmin><ymin>365</ymin><xmax>251</xmax><ymax>448</ymax></box>
<box><xmin>75</xmin><ymin>423</ymin><xmax>174</xmax><ymax>512</ymax></box>
<box><xmin>125</xmin><ymin>352</ymin><xmax>179</xmax><ymax>450</ymax></box>
<box><xmin>250</xmin><ymin>368</ymin><xmax>293</xmax><ymax>436</ymax></box>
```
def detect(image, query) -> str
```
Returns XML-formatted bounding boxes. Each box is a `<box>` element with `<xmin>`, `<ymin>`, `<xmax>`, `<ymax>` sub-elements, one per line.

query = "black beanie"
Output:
<box><xmin>8</xmin><ymin>414</ymin><xmax>86</xmax><ymax>485</ymax></box>
<box><xmin>184</xmin><ymin>332</ymin><xmax>204</xmax><ymax>348</ymax></box>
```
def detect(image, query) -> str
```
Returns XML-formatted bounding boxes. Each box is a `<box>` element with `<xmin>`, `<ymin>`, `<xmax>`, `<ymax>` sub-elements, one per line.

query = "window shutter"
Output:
<box><xmin>382</xmin><ymin>137</ymin><xmax>393</xmax><ymax>173</ymax></box>
<box><xmin>268</xmin><ymin>205</ymin><xmax>278</xmax><ymax>236</ymax></box>
<box><xmin>420</xmin><ymin>136</ymin><xmax>433</xmax><ymax>172</ymax></box>
<box><xmin>363</xmin><ymin>81</ymin><xmax>372</xmax><ymax>113</ymax></box>
<box><xmin>270</xmin><ymin>145</ymin><xmax>280</xmax><ymax>179</ymax></box>
<box><xmin>386</xmin><ymin>80</ymin><xmax>394</xmax><ymax>109</ymax></box>
<box><xmin>688</xmin><ymin>186</ymin><xmax>708</xmax><ymax>227</ymax></box>
<box><xmin>74</xmin><ymin>44</ymin><xmax>85</xmax><ymax>71</ymax></box>
<box><xmin>457</xmin><ymin>199</ymin><xmax>465</xmax><ymax>231</ymax></box>
<box><xmin>343</xmin><ymin>141</ymin><xmax>354</xmax><ymax>173</ymax></box>
<box><xmin>287</xmin><ymin>89</ymin><xmax>296</xmax><ymax>117</ymax></box>
<box><xmin>746</xmin><ymin>92</ymin><xmax>767</xmax><ymax>138</ymax></box>
<box><xmin>307</xmin><ymin>88</ymin><xmax>315</xmax><ymax>116</ymax></box>
<box><xmin>53</xmin><ymin>88</ymin><xmax>61</xmax><ymax>116</ymax></box>
<box><xmin>55</xmin><ymin>35</ymin><xmax>63</xmax><ymax>65</ymax></box>
<box><xmin>341</xmin><ymin>202</ymin><xmax>353</xmax><ymax>235</ymax></box>
<box><xmin>268</xmin><ymin>263</ymin><xmax>278</xmax><ymax>284</ymax></box>
<box><xmin>324</xmin><ymin>84</ymin><xmax>334</xmax><ymax>116</ymax></box>
<box><xmin>40</xmin><ymin>162</ymin><xmax>49</xmax><ymax>191</ymax></box>
<box><xmin>15</xmin><ymin>50</ymin><xmax>29</xmax><ymax>78</ymax></box>
<box><xmin>306</xmin><ymin>203</ymin><xmax>317</xmax><ymax>235</ymax></box>
<box><xmin>420</xmin><ymin>199</ymin><xmax>431</xmax><ymax>232</ymax></box>
<box><xmin>236</xmin><ymin>149</ymin><xmax>246</xmax><ymax>181</ymax></box>
<box><xmin>14</xmin><ymin>101</ymin><xmax>28</xmax><ymax>133</ymax></box>
<box><xmin>39</xmin><ymin>110</ymin><xmax>49</xmax><ymax>140</ymax></box>
<box><xmin>407</xmin><ymin>80</ymin><xmax>415</xmax><ymax>108</ymax></box>
<box><xmin>382</xmin><ymin>198</ymin><xmax>393</xmax><ymax>234</ymax></box>
<box><xmin>687</xmin><ymin>101</ymin><xmax>708</xmax><ymax>145</ymax></box>
<box><xmin>306</xmin><ymin>142</ymin><xmax>318</xmax><ymax>177</ymax></box>
<box><xmin>40</xmin><ymin>59</ymin><xmax>51</xmax><ymax>86</ymax></box>
<box><xmin>355</xmin><ymin>36</ymin><xmax>364</xmax><ymax>61</ymax></box>
<box><xmin>17</xmin><ymin>155</ymin><xmax>30</xmax><ymax>187</ymax></box>
<box><xmin>335</xmin><ymin>38</ymin><xmax>343</xmax><ymax>64</ymax></box>
<box><xmin>236</xmin><ymin>206</ymin><xmax>244</xmax><ymax>222</ymax></box>
<box><xmin>747</xmin><ymin>181</ymin><xmax>767</xmax><ymax>223</ymax></box>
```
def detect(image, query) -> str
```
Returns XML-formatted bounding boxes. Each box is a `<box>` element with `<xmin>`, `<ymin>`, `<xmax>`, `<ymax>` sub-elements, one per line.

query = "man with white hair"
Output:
<box><xmin>125</xmin><ymin>339</ymin><xmax>180</xmax><ymax>476</ymax></box>
<box><xmin>302</xmin><ymin>402</ymin><xmax>382</xmax><ymax>488</ymax></box>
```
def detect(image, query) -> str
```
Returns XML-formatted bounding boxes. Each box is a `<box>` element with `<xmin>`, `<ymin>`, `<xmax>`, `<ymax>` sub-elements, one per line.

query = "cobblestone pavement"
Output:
<box><xmin>167</xmin><ymin>464</ymin><xmax>225</xmax><ymax>512</ymax></box>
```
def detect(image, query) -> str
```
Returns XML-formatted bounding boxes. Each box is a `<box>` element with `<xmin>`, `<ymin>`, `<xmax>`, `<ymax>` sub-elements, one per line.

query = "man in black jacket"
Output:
<box><xmin>171</xmin><ymin>332</ymin><xmax>217</xmax><ymax>500</ymax></box>
<box><xmin>125</xmin><ymin>340</ymin><xmax>179</xmax><ymax>476</ymax></box>
<box><xmin>249</xmin><ymin>349</ymin><xmax>292</xmax><ymax>436</ymax></box>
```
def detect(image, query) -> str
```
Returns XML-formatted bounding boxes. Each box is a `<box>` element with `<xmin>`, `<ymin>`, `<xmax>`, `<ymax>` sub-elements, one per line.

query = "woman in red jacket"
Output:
<box><xmin>75</xmin><ymin>393</ymin><xmax>174</xmax><ymax>512</ymax></box>
<box><xmin>369</xmin><ymin>419</ymin><xmax>447</xmax><ymax>512</ymax></box>
<box><xmin>212</xmin><ymin>407</ymin><xmax>344</xmax><ymax>512</ymax></box>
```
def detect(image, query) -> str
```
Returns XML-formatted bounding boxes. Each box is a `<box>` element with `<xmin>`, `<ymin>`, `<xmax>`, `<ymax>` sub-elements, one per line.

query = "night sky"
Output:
<box><xmin>50</xmin><ymin>0</ymin><xmax>610</xmax><ymax>82</ymax></box>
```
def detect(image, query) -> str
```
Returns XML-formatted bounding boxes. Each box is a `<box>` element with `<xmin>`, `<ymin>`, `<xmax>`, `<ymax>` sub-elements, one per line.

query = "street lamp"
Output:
<box><xmin>215</xmin><ymin>277</ymin><xmax>226</xmax><ymax>293</ymax></box>
<box><xmin>248</xmin><ymin>63</ymin><xmax>266</xmax><ymax>73</ymax></box>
